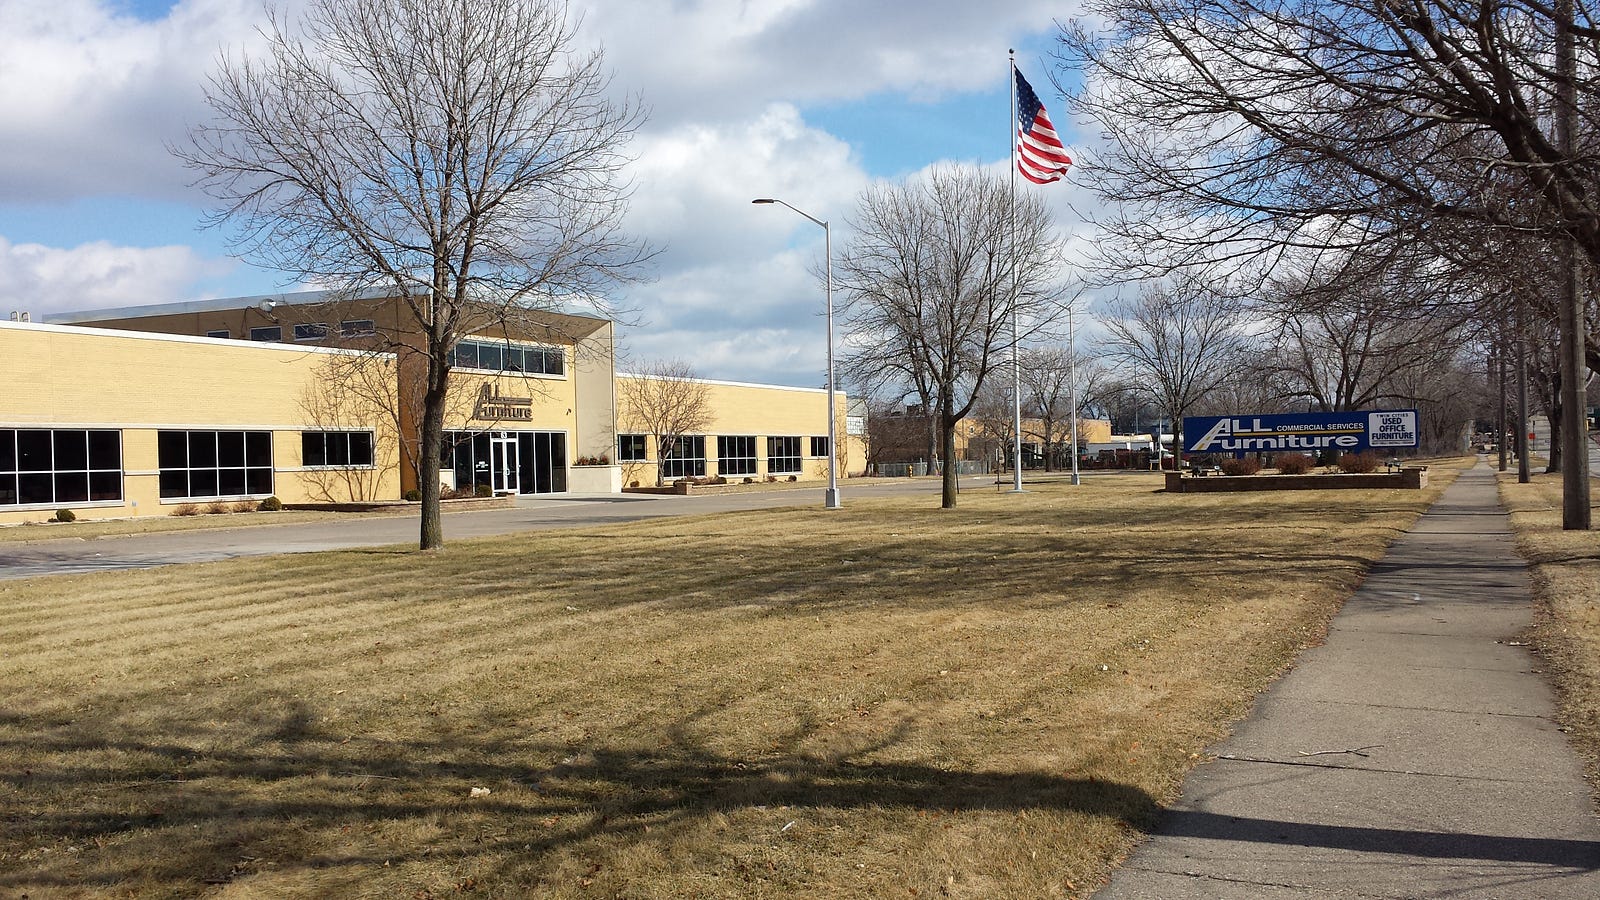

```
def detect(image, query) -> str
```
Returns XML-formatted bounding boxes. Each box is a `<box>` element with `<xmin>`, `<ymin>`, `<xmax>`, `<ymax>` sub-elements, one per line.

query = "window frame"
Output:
<box><xmin>449</xmin><ymin>337</ymin><xmax>566</xmax><ymax>377</ymax></box>
<box><xmin>157</xmin><ymin>429</ymin><xmax>274</xmax><ymax>501</ymax></box>
<box><xmin>0</xmin><ymin>428</ymin><xmax>123</xmax><ymax>507</ymax></box>
<box><xmin>809</xmin><ymin>436</ymin><xmax>831</xmax><ymax>458</ymax></box>
<box><xmin>339</xmin><ymin>319</ymin><xmax>376</xmax><ymax>337</ymax></box>
<box><xmin>766</xmin><ymin>435</ymin><xmax>802</xmax><ymax>474</ymax></box>
<box><xmin>300</xmin><ymin>430</ymin><xmax>376</xmax><ymax>469</ymax></box>
<box><xmin>716</xmin><ymin>435</ymin><xmax>758</xmax><ymax>477</ymax></box>
<box><xmin>205</xmin><ymin>329</ymin><xmax>230</xmax><ymax>339</ymax></box>
<box><xmin>293</xmin><ymin>323</ymin><xmax>330</xmax><ymax>341</ymax></box>
<box><xmin>617</xmin><ymin>434</ymin><xmax>647</xmax><ymax>462</ymax></box>
<box><xmin>249</xmin><ymin>326</ymin><xmax>282</xmax><ymax>342</ymax></box>
<box><xmin>660</xmin><ymin>435</ymin><xmax>706</xmax><ymax>479</ymax></box>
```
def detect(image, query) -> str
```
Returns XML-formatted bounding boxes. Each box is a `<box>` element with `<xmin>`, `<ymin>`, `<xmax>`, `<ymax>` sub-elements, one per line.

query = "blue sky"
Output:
<box><xmin>0</xmin><ymin>0</ymin><xmax>1086</xmax><ymax>387</ymax></box>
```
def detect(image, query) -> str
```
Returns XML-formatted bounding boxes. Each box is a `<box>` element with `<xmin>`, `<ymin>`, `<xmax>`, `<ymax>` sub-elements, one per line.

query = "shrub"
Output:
<box><xmin>629</xmin><ymin>480</ymin><xmax>640</xmax><ymax>488</ymax></box>
<box><xmin>1276</xmin><ymin>454</ymin><xmax>1315</xmax><ymax>475</ymax></box>
<box><xmin>1220</xmin><ymin>457</ymin><xmax>1262</xmax><ymax>476</ymax></box>
<box><xmin>1338</xmin><ymin>451</ymin><xmax>1381</xmax><ymax>474</ymax></box>
<box><xmin>597</xmin><ymin>454</ymin><xmax>610</xmax><ymax>465</ymax></box>
<box><xmin>230</xmin><ymin>500</ymin><xmax>256</xmax><ymax>513</ymax></box>
<box><xmin>742</xmin><ymin>477</ymin><xmax>754</xmax><ymax>484</ymax></box>
<box><xmin>475</xmin><ymin>483</ymin><xmax>494</xmax><ymax>497</ymax></box>
<box><xmin>173</xmin><ymin>503</ymin><xmax>201</xmax><ymax>516</ymax></box>
<box><xmin>787</xmin><ymin>475</ymin><xmax>797</xmax><ymax>482</ymax></box>
<box><xmin>203</xmin><ymin>501</ymin><xmax>230</xmax><ymax>515</ymax></box>
<box><xmin>54</xmin><ymin>508</ymin><xmax>76</xmax><ymax>523</ymax></box>
<box><xmin>403</xmin><ymin>489</ymin><xmax>422</xmax><ymax>502</ymax></box>
<box><xmin>257</xmin><ymin>496</ymin><xmax>283</xmax><ymax>512</ymax></box>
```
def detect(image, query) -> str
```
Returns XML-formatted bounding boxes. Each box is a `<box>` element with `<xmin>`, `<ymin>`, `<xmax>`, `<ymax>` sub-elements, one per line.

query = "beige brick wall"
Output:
<box><xmin>0</xmin><ymin>322</ymin><xmax>399</xmax><ymax>524</ymax></box>
<box><xmin>614</xmin><ymin>375</ymin><xmax>861</xmax><ymax>486</ymax></box>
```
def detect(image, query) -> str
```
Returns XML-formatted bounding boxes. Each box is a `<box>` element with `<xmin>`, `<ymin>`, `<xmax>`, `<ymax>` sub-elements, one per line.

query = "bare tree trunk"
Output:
<box><xmin>418</xmin><ymin>352</ymin><xmax>448</xmax><ymax>551</ymax></box>
<box><xmin>1496</xmin><ymin>340</ymin><xmax>1508</xmax><ymax>472</ymax></box>
<box><xmin>1555</xmin><ymin>0</ymin><xmax>1591</xmax><ymax>528</ymax></box>
<box><xmin>940</xmin><ymin>402</ymin><xmax>959</xmax><ymax>509</ymax></box>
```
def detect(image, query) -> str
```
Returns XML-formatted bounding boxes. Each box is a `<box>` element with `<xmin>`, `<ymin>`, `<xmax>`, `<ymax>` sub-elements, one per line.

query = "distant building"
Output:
<box><xmin>0</xmin><ymin>291</ymin><xmax>863</xmax><ymax>524</ymax></box>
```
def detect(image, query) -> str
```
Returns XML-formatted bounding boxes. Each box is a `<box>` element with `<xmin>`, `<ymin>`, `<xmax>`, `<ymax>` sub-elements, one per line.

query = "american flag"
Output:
<box><xmin>1015</xmin><ymin>69</ymin><xmax>1072</xmax><ymax>185</ymax></box>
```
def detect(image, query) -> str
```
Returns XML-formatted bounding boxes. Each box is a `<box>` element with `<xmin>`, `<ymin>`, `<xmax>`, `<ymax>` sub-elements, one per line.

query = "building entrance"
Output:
<box><xmin>446</xmin><ymin>430</ymin><xmax>567</xmax><ymax>495</ymax></box>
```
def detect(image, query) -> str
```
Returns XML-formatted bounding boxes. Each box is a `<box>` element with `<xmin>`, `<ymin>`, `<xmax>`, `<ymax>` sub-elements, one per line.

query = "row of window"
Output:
<box><xmin>0</xmin><ymin>429</ymin><xmax>123</xmax><ymax>506</ymax></box>
<box><xmin>617</xmin><ymin>434</ymin><xmax>825</xmax><ymax>478</ymax></box>
<box><xmin>207</xmin><ymin>320</ymin><xmax>377</xmax><ymax>342</ymax></box>
<box><xmin>0</xmin><ymin>428</ymin><xmax>377</xmax><ymax>506</ymax></box>
<box><xmin>448</xmin><ymin>338</ymin><xmax>565</xmax><ymax>376</ymax></box>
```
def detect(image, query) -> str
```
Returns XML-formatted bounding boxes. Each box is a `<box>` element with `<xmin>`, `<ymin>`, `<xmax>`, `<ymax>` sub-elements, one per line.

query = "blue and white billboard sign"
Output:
<box><xmin>1184</xmin><ymin>409</ymin><xmax>1419</xmax><ymax>454</ymax></box>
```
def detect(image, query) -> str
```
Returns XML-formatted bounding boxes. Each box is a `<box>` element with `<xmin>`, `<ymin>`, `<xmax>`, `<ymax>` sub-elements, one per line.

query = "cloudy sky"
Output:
<box><xmin>0</xmin><ymin>0</ymin><xmax>1093</xmax><ymax>388</ymax></box>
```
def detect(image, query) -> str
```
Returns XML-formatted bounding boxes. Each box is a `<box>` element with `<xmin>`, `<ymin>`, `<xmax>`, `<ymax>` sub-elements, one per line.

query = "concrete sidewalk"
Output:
<box><xmin>1097</xmin><ymin>462</ymin><xmax>1600</xmax><ymax>898</ymax></box>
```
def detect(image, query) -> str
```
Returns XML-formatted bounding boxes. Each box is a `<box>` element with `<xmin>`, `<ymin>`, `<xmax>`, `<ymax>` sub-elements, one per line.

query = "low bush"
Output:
<box><xmin>204</xmin><ymin>501</ymin><xmax>230</xmax><ymax>515</ymax></box>
<box><xmin>403</xmin><ymin>489</ymin><xmax>422</xmax><ymax>502</ymax></box>
<box><xmin>54</xmin><ymin>508</ymin><xmax>76</xmax><ymax>523</ymax></box>
<box><xmin>1338</xmin><ymin>451</ymin><xmax>1381</xmax><ymax>474</ymax></box>
<box><xmin>257</xmin><ymin>496</ymin><xmax>283</xmax><ymax>512</ymax></box>
<box><xmin>1220</xmin><ymin>457</ymin><xmax>1262</xmax><ymax>476</ymax></box>
<box><xmin>742</xmin><ymin>477</ymin><xmax>754</xmax><ymax>484</ymax></box>
<box><xmin>230</xmin><ymin>500</ymin><xmax>256</xmax><ymax>514</ymax></box>
<box><xmin>787</xmin><ymin>475</ymin><xmax>797</xmax><ymax>482</ymax></box>
<box><xmin>1275</xmin><ymin>454</ymin><xmax>1315</xmax><ymax>475</ymax></box>
<box><xmin>173</xmin><ymin>503</ymin><xmax>201</xmax><ymax>517</ymax></box>
<box><xmin>475</xmin><ymin>484</ymin><xmax>494</xmax><ymax>498</ymax></box>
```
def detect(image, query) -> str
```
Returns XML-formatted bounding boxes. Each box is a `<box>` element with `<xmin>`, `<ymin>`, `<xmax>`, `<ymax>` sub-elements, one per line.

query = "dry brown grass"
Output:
<box><xmin>1496</xmin><ymin>469</ymin><xmax>1600</xmax><ymax>789</ymax></box>
<box><xmin>0</xmin><ymin>468</ymin><xmax>1461</xmax><ymax>898</ymax></box>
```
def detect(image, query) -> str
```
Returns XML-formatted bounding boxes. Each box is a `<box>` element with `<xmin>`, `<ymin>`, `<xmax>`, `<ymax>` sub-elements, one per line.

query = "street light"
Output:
<box><xmin>753</xmin><ymin>197</ymin><xmax>841</xmax><ymax>509</ymax></box>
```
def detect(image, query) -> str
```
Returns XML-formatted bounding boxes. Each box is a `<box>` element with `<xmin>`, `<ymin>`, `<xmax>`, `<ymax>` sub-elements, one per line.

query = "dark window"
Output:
<box><xmin>767</xmin><ymin>436</ymin><xmax>802</xmax><ymax>474</ymax></box>
<box><xmin>206</xmin><ymin>329</ymin><xmax>230</xmax><ymax>339</ymax></box>
<box><xmin>17</xmin><ymin>430</ymin><xmax>51</xmax><ymax>471</ymax></box>
<box><xmin>810</xmin><ymin>436</ymin><xmax>831</xmax><ymax>458</ymax></box>
<box><xmin>0</xmin><ymin>429</ymin><xmax>122</xmax><ymax>507</ymax></box>
<box><xmin>617</xmin><ymin>434</ymin><xmax>647</xmax><ymax>462</ymax></box>
<box><xmin>301</xmin><ymin>431</ymin><xmax>375</xmax><ymax>468</ymax></box>
<box><xmin>249</xmin><ymin>326</ymin><xmax>281</xmax><ymax>342</ymax></box>
<box><xmin>293</xmin><ymin>323</ymin><xmax>329</xmax><ymax>341</ymax></box>
<box><xmin>661</xmin><ymin>436</ymin><xmax>706</xmax><ymax>479</ymax></box>
<box><xmin>339</xmin><ymin>319</ymin><xmax>375</xmax><ymax>337</ymax></box>
<box><xmin>158</xmin><ymin>430</ymin><xmax>272</xmax><ymax>499</ymax></box>
<box><xmin>450</xmin><ymin>338</ymin><xmax>564</xmax><ymax>375</ymax></box>
<box><xmin>716</xmin><ymin>435</ymin><xmax>757</xmax><ymax>476</ymax></box>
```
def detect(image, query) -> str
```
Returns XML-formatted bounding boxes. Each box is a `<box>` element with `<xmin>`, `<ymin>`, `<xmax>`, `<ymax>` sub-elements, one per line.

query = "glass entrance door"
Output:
<box><xmin>491</xmin><ymin>433</ymin><xmax>518</xmax><ymax>494</ymax></box>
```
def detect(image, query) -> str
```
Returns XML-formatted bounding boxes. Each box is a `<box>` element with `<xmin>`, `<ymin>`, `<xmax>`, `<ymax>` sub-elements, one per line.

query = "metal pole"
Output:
<box><xmin>1069</xmin><ymin>305</ymin><xmax>1081</xmax><ymax>485</ymax></box>
<box><xmin>751</xmin><ymin>197</ymin><xmax>841</xmax><ymax>509</ymax></box>
<box><xmin>1009</xmin><ymin>52</ymin><xmax>1025</xmax><ymax>493</ymax></box>
<box><xmin>824</xmin><ymin>220</ymin><xmax>841</xmax><ymax>509</ymax></box>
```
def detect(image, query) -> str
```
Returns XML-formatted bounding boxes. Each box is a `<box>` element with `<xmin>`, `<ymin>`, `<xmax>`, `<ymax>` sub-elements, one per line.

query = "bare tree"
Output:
<box><xmin>616</xmin><ymin>360</ymin><xmax>712</xmax><ymax>487</ymax></box>
<box><xmin>1058</xmin><ymin>0</ymin><xmax>1593</xmax><ymax>524</ymax></box>
<box><xmin>177</xmin><ymin>0</ymin><xmax>650</xmax><ymax>549</ymax></box>
<box><xmin>1256</xmin><ymin>255</ymin><xmax>1469</xmax><ymax>412</ymax></box>
<box><xmin>836</xmin><ymin>165</ymin><xmax>1068</xmax><ymax>507</ymax></box>
<box><xmin>1097</xmin><ymin>277</ymin><xmax>1251</xmax><ymax>460</ymax></box>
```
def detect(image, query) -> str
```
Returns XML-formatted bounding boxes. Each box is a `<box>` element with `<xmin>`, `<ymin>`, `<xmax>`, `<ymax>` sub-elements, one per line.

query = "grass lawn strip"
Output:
<box><xmin>0</xmin><ymin>463</ymin><xmax>1465</xmax><ymax>898</ymax></box>
<box><xmin>1496</xmin><ymin>469</ymin><xmax>1600</xmax><ymax>791</ymax></box>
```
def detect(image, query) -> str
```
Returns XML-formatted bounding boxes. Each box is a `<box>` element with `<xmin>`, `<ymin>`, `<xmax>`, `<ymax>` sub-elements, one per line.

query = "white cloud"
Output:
<box><xmin>579</xmin><ymin>0</ymin><xmax>1078</xmax><ymax>127</ymax></box>
<box><xmin>0</xmin><ymin>0</ymin><xmax>267</xmax><ymax>202</ymax></box>
<box><xmin>0</xmin><ymin>236</ymin><xmax>234</xmax><ymax>316</ymax></box>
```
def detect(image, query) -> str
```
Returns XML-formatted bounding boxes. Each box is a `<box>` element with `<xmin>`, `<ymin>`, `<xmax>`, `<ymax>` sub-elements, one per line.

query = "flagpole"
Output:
<box><xmin>1009</xmin><ymin>50</ymin><xmax>1024</xmax><ymax>493</ymax></box>
<box><xmin>1069</xmin><ymin>304</ymin><xmax>1081</xmax><ymax>485</ymax></box>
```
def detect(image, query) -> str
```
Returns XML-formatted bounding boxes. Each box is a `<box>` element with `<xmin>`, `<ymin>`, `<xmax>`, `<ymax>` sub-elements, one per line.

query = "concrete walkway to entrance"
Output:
<box><xmin>1097</xmin><ymin>462</ymin><xmax>1600</xmax><ymax>898</ymax></box>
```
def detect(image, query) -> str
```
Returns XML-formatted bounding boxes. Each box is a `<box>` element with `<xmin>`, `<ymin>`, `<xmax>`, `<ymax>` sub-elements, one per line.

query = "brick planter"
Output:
<box><xmin>1165</xmin><ymin>467</ymin><xmax>1428</xmax><ymax>493</ymax></box>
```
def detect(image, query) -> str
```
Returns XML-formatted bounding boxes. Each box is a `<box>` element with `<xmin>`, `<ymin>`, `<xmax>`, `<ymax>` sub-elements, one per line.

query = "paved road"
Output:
<box><xmin>1096</xmin><ymin>462</ymin><xmax>1600</xmax><ymax>898</ymax></box>
<box><xmin>0</xmin><ymin>476</ymin><xmax>1008</xmax><ymax>580</ymax></box>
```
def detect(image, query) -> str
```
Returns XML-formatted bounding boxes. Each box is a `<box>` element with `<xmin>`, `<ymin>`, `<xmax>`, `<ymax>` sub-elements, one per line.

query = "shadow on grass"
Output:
<box><xmin>0</xmin><ymin>714</ymin><xmax>1159</xmax><ymax>892</ymax></box>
